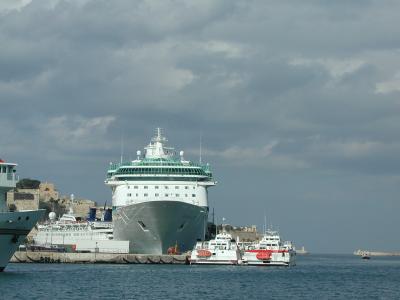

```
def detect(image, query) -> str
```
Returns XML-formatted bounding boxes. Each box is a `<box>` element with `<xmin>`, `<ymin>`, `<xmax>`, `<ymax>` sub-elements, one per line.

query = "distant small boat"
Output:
<box><xmin>361</xmin><ymin>252</ymin><xmax>371</xmax><ymax>259</ymax></box>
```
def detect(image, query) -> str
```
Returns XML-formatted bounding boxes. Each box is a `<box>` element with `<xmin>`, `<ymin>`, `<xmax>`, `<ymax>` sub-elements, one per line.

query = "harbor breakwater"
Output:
<box><xmin>354</xmin><ymin>249</ymin><xmax>400</xmax><ymax>256</ymax></box>
<box><xmin>11</xmin><ymin>251</ymin><xmax>190</xmax><ymax>264</ymax></box>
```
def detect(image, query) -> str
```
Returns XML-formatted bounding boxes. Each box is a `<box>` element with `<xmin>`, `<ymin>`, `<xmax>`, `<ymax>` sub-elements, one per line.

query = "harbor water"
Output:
<box><xmin>1</xmin><ymin>254</ymin><xmax>400</xmax><ymax>299</ymax></box>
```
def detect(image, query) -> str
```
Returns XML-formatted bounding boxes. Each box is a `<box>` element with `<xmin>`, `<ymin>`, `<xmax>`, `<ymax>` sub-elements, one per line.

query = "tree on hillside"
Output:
<box><xmin>16</xmin><ymin>178</ymin><xmax>41</xmax><ymax>189</ymax></box>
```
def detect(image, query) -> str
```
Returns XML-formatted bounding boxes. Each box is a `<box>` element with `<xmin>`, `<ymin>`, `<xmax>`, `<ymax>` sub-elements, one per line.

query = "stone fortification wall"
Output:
<box><xmin>39</xmin><ymin>182</ymin><xmax>60</xmax><ymax>201</ymax></box>
<box><xmin>7</xmin><ymin>188</ymin><xmax>40</xmax><ymax>211</ymax></box>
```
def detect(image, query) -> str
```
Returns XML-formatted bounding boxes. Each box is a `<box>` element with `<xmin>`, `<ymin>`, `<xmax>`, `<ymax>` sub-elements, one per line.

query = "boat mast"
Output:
<box><xmin>120</xmin><ymin>134</ymin><xmax>124</xmax><ymax>164</ymax></box>
<box><xmin>199</xmin><ymin>132</ymin><xmax>202</xmax><ymax>164</ymax></box>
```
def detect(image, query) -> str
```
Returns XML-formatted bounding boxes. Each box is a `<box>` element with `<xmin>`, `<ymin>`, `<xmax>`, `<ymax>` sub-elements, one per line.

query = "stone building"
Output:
<box><xmin>39</xmin><ymin>182</ymin><xmax>60</xmax><ymax>201</ymax></box>
<box><xmin>69</xmin><ymin>199</ymin><xmax>96</xmax><ymax>218</ymax></box>
<box><xmin>7</xmin><ymin>188</ymin><xmax>40</xmax><ymax>211</ymax></box>
<box><xmin>218</xmin><ymin>224</ymin><xmax>261</xmax><ymax>242</ymax></box>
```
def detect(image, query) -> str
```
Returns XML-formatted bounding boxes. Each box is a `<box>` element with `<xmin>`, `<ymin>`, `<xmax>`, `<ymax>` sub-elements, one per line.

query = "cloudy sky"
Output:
<box><xmin>1</xmin><ymin>0</ymin><xmax>400</xmax><ymax>253</ymax></box>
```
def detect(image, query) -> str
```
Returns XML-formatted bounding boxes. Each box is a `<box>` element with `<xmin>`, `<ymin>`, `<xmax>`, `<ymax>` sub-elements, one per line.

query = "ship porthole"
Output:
<box><xmin>26</xmin><ymin>216</ymin><xmax>29</xmax><ymax>221</ymax></box>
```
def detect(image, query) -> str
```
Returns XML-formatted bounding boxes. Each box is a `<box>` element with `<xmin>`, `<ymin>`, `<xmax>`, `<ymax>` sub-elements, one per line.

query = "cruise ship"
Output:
<box><xmin>0</xmin><ymin>158</ymin><xmax>45</xmax><ymax>271</ymax></box>
<box><xmin>105</xmin><ymin>129</ymin><xmax>216</xmax><ymax>254</ymax></box>
<box><xmin>33</xmin><ymin>207</ymin><xmax>113</xmax><ymax>248</ymax></box>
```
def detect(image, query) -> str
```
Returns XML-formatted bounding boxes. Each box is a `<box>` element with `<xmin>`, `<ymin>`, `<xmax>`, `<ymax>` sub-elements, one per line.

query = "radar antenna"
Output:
<box><xmin>199</xmin><ymin>132</ymin><xmax>202</xmax><ymax>164</ymax></box>
<box><xmin>120</xmin><ymin>133</ymin><xmax>124</xmax><ymax>164</ymax></box>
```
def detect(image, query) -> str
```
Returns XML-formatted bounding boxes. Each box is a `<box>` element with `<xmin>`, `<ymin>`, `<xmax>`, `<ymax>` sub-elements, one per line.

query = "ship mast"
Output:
<box><xmin>144</xmin><ymin>128</ymin><xmax>174</xmax><ymax>159</ymax></box>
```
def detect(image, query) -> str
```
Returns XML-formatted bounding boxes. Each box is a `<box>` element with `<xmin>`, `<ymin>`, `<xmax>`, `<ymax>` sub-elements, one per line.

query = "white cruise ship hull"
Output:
<box><xmin>113</xmin><ymin>200</ymin><xmax>208</xmax><ymax>254</ymax></box>
<box><xmin>33</xmin><ymin>224</ymin><xmax>113</xmax><ymax>246</ymax></box>
<box><xmin>0</xmin><ymin>210</ymin><xmax>45</xmax><ymax>271</ymax></box>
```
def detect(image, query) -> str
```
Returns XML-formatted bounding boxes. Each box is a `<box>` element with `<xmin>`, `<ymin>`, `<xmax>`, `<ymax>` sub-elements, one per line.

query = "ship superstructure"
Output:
<box><xmin>105</xmin><ymin>129</ymin><xmax>216</xmax><ymax>254</ymax></box>
<box><xmin>33</xmin><ymin>208</ymin><xmax>113</xmax><ymax>248</ymax></box>
<box><xmin>0</xmin><ymin>158</ymin><xmax>45</xmax><ymax>271</ymax></box>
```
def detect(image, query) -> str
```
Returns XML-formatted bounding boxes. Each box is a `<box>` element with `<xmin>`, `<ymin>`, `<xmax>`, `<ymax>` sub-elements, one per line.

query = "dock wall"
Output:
<box><xmin>11</xmin><ymin>251</ymin><xmax>190</xmax><ymax>264</ymax></box>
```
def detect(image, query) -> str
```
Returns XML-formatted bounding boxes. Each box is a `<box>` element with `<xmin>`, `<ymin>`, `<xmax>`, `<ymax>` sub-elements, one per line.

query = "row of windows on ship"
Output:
<box><xmin>116</xmin><ymin>168</ymin><xmax>207</xmax><ymax>175</ymax></box>
<box><xmin>125</xmin><ymin>185</ymin><xmax>199</xmax><ymax>199</ymax></box>
<box><xmin>43</xmin><ymin>232</ymin><xmax>104</xmax><ymax>236</ymax></box>
<box><xmin>127</xmin><ymin>185</ymin><xmax>196</xmax><ymax>190</ymax></box>
<box><xmin>127</xmin><ymin>193</ymin><xmax>196</xmax><ymax>198</ymax></box>
<box><xmin>0</xmin><ymin>166</ymin><xmax>15</xmax><ymax>173</ymax></box>
<box><xmin>43</xmin><ymin>227</ymin><xmax>104</xmax><ymax>231</ymax></box>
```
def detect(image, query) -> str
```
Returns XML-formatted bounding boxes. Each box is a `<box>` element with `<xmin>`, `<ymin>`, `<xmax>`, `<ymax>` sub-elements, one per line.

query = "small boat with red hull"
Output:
<box><xmin>242</xmin><ymin>228</ymin><xmax>296</xmax><ymax>266</ymax></box>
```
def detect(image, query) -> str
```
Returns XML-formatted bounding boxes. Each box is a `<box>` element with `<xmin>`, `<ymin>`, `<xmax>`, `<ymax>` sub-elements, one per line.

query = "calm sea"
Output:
<box><xmin>1</xmin><ymin>254</ymin><xmax>399</xmax><ymax>299</ymax></box>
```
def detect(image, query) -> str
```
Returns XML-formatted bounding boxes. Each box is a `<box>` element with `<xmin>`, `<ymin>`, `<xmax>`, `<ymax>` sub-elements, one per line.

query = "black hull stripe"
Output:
<box><xmin>0</xmin><ymin>228</ymin><xmax>30</xmax><ymax>235</ymax></box>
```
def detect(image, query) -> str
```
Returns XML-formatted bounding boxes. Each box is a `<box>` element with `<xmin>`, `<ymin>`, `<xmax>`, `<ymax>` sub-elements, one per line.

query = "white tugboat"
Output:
<box><xmin>242</xmin><ymin>228</ymin><xmax>296</xmax><ymax>266</ymax></box>
<box><xmin>190</xmin><ymin>230</ymin><xmax>242</xmax><ymax>265</ymax></box>
<box><xmin>105</xmin><ymin>129</ymin><xmax>216</xmax><ymax>254</ymax></box>
<box><xmin>0</xmin><ymin>158</ymin><xmax>45</xmax><ymax>271</ymax></box>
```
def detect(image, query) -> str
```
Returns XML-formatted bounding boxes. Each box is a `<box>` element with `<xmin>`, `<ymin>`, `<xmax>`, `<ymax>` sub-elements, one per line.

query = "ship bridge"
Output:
<box><xmin>105</xmin><ymin>129</ymin><xmax>214</xmax><ymax>184</ymax></box>
<box><xmin>0</xmin><ymin>159</ymin><xmax>18</xmax><ymax>212</ymax></box>
<box><xmin>106</xmin><ymin>158</ymin><xmax>213</xmax><ymax>183</ymax></box>
<box><xmin>0</xmin><ymin>159</ymin><xmax>18</xmax><ymax>189</ymax></box>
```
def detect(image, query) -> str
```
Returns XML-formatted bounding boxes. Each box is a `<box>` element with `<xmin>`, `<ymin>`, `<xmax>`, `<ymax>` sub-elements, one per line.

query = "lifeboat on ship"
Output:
<box><xmin>197</xmin><ymin>249</ymin><xmax>212</xmax><ymax>257</ymax></box>
<box><xmin>256</xmin><ymin>251</ymin><xmax>272</xmax><ymax>260</ymax></box>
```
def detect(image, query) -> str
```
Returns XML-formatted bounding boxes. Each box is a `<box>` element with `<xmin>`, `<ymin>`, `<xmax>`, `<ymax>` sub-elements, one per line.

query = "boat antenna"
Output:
<box><xmin>216</xmin><ymin>215</ymin><xmax>218</xmax><ymax>236</ymax></box>
<box><xmin>264</xmin><ymin>214</ymin><xmax>267</xmax><ymax>234</ymax></box>
<box><xmin>69</xmin><ymin>194</ymin><xmax>74</xmax><ymax>214</ymax></box>
<box><xmin>199</xmin><ymin>132</ymin><xmax>202</xmax><ymax>164</ymax></box>
<box><xmin>120</xmin><ymin>133</ymin><xmax>124</xmax><ymax>164</ymax></box>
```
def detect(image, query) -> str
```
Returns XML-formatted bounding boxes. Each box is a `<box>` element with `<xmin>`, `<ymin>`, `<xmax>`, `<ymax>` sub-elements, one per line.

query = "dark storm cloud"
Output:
<box><xmin>1</xmin><ymin>0</ymin><xmax>400</xmax><ymax>252</ymax></box>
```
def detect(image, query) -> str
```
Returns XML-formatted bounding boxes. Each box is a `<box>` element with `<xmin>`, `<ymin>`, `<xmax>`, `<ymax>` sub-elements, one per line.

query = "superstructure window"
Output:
<box><xmin>176</xmin><ymin>194</ymin><xmax>179</xmax><ymax>197</ymax></box>
<box><xmin>155</xmin><ymin>186</ymin><xmax>159</xmax><ymax>189</ymax></box>
<box><xmin>192</xmin><ymin>194</ymin><xmax>196</xmax><ymax>197</ymax></box>
<box><xmin>165</xmin><ymin>186</ymin><xmax>169</xmax><ymax>189</ymax></box>
<box><xmin>185</xmin><ymin>186</ymin><xmax>188</xmax><ymax>189</ymax></box>
<box><xmin>175</xmin><ymin>186</ymin><xmax>179</xmax><ymax>189</ymax></box>
<box><xmin>165</xmin><ymin>194</ymin><xmax>168</xmax><ymax>197</ymax></box>
<box><xmin>134</xmin><ymin>186</ymin><xmax>138</xmax><ymax>189</ymax></box>
<box><xmin>127</xmin><ymin>193</ymin><xmax>131</xmax><ymax>197</ymax></box>
<box><xmin>144</xmin><ymin>186</ymin><xmax>148</xmax><ymax>189</ymax></box>
<box><xmin>155</xmin><ymin>193</ymin><xmax>159</xmax><ymax>197</ymax></box>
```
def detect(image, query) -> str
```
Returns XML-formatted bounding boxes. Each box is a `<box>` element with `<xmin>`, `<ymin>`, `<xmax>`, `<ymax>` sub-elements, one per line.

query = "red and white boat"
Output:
<box><xmin>190</xmin><ymin>231</ymin><xmax>242</xmax><ymax>265</ymax></box>
<box><xmin>242</xmin><ymin>228</ymin><xmax>296</xmax><ymax>266</ymax></box>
